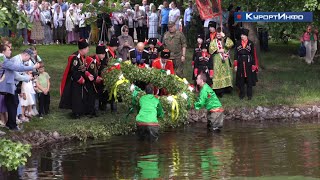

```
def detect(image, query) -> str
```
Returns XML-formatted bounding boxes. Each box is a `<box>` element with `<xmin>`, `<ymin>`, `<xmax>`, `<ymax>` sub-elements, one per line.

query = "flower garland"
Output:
<box><xmin>102</xmin><ymin>58</ymin><xmax>195</xmax><ymax>127</ymax></box>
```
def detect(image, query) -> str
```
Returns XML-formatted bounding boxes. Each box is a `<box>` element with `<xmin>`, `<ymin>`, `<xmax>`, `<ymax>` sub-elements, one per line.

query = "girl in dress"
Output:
<box><xmin>19</xmin><ymin>71</ymin><xmax>36</xmax><ymax>122</ymax></box>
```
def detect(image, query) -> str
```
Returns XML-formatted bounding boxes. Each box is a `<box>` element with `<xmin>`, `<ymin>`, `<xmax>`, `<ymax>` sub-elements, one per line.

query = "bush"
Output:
<box><xmin>0</xmin><ymin>139</ymin><xmax>31</xmax><ymax>171</ymax></box>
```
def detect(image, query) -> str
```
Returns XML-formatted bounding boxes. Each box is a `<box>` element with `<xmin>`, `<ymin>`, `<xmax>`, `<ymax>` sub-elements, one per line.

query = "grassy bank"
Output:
<box><xmin>2</xmin><ymin>41</ymin><xmax>320</xmax><ymax>139</ymax></box>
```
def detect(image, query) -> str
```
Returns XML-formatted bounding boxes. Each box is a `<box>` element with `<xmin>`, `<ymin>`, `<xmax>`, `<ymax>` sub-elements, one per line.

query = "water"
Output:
<box><xmin>2</xmin><ymin>120</ymin><xmax>320</xmax><ymax>179</ymax></box>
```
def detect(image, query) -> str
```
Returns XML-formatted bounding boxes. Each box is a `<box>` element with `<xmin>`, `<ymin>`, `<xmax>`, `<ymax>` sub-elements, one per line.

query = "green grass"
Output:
<box><xmin>3</xmin><ymin>41</ymin><xmax>320</xmax><ymax>138</ymax></box>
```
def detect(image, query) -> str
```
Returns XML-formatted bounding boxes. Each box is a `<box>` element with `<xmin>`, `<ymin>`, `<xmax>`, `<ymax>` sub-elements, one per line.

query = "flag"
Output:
<box><xmin>196</xmin><ymin>0</ymin><xmax>221</xmax><ymax>20</ymax></box>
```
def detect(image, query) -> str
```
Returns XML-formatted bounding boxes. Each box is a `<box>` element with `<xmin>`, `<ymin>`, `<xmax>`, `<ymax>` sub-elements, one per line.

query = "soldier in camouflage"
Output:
<box><xmin>162</xmin><ymin>21</ymin><xmax>187</xmax><ymax>77</ymax></box>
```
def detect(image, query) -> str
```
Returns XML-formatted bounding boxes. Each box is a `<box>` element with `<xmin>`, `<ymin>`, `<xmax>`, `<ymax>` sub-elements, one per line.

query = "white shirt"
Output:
<box><xmin>169</xmin><ymin>8</ymin><xmax>180</xmax><ymax>27</ymax></box>
<box><xmin>183</xmin><ymin>7</ymin><xmax>193</xmax><ymax>25</ymax></box>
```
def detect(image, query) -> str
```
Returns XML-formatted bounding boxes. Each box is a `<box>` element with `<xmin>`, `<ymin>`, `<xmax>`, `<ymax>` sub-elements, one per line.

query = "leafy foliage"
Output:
<box><xmin>0</xmin><ymin>139</ymin><xmax>31</xmax><ymax>171</ymax></box>
<box><xmin>8</xmin><ymin>36</ymin><xmax>24</xmax><ymax>50</ymax></box>
<box><xmin>222</xmin><ymin>0</ymin><xmax>318</xmax><ymax>41</ymax></box>
<box><xmin>72</xmin><ymin>118</ymin><xmax>136</xmax><ymax>141</ymax></box>
<box><xmin>80</xmin><ymin>0</ymin><xmax>121</xmax><ymax>25</ymax></box>
<box><xmin>102</xmin><ymin>59</ymin><xmax>196</xmax><ymax>127</ymax></box>
<box><xmin>0</xmin><ymin>0</ymin><xmax>31</xmax><ymax>31</ymax></box>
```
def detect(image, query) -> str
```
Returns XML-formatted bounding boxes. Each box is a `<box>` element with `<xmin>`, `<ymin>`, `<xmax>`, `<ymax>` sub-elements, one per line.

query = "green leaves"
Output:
<box><xmin>0</xmin><ymin>139</ymin><xmax>31</xmax><ymax>171</ymax></box>
<box><xmin>102</xmin><ymin>59</ymin><xmax>196</xmax><ymax>128</ymax></box>
<box><xmin>0</xmin><ymin>2</ymin><xmax>32</xmax><ymax>31</ymax></box>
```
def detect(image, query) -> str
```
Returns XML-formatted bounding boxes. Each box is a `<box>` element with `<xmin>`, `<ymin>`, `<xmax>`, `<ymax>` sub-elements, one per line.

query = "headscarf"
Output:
<box><xmin>53</xmin><ymin>5</ymin><xmax>63</xmax><ymax>28</ymax></box>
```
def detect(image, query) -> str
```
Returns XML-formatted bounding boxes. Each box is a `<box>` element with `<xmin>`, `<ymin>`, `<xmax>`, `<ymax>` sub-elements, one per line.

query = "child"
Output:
<box><xmin>29</xmin><ymin>46</ymin><xmax>42</xmax><ymax>116</ymax></box>
<box><xmin>194</xmin><ymin>42</ymin><xmax>213</xmax><ymax>89</ymax></box>
<box><xmin>19</xmin><ymin>71</ymin><xmax>36</xmax><ymax>122</ymax></box>
<box><xmin>136</xmin><ymin>84</ymin><xmax>164</xmax><ymax>141</ymax></box>
<box><xmin>36</xmin><ymin>63</ymin><xmax>50</xmax><ymax>119</ymax></box>
<box><xmin>193</xmin><ymin>73</ymin><xmax>224</xmax><ymax>132</ymax></box>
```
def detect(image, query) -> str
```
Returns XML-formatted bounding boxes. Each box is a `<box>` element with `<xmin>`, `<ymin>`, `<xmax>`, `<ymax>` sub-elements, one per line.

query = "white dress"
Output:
<box><xmin>20</xmin><ymin>81</ymin><xmax>35</xmax><ymax>106</ymax></box>
<box><xmin>148</xmin><ymin>12</ymin><xmax>159</xmax><ymax>38</ymax></box>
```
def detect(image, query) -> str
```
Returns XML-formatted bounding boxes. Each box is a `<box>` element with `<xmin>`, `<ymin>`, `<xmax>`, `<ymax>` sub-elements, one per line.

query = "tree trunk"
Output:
<box><xmin>243</xmin><ymin>22</ymin><xmax>262</xmax><ymax>68</ymax></box>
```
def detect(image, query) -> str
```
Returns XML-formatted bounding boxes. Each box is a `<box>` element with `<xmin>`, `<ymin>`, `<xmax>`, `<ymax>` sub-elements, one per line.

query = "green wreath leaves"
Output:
<box><xmin>102</xmin><ymin>59</ymin><xmax>196</xmax><ymax>127</ymax></box>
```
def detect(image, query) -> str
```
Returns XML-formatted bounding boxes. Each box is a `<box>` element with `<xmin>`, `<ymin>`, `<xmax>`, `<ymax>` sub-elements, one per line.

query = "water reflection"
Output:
<box><xmin>3</xmin><ymin>120</ymin><xmax>320</xmax><ymax>179</ymax></box>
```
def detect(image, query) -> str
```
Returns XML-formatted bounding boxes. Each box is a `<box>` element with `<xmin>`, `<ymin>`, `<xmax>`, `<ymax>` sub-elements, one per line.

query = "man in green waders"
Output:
<box><xmin>136</xmin><ymin>84</ymin><xmax>164</xmax><ymax>141</ymax></box>
<box><xmin>193</xmin><ymin>73</ymin><xmax>224</xmax><ymax>132</ymax></box>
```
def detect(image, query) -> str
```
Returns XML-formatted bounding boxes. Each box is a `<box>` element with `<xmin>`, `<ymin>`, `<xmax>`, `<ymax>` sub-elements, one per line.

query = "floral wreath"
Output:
<box><xmin>102</xmin><ymin>58</ymin><xmax>196</xmax><ymax>127</ymax></box>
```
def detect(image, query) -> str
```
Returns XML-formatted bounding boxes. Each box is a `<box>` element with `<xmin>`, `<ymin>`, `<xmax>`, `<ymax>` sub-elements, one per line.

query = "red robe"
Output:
<box><xmin>152</xmin><ymin>58</ymin><xmax>175</xmax><ymax>95</ymax></box>
<box><xmin>152</xmin><ymin>58</ymin><xmax>175</xmax><ymax>74</ymax></box>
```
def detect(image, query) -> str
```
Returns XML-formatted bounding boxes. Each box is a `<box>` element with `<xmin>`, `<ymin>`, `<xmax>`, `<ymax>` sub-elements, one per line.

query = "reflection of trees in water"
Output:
<box><xmin>229</xmin><ymin>124</ymin><xmax>320</xmax><ymax>177</ymax></box>
<box><xmin>134</xmin><ymin>130</ymin><xmax>234</xmax><ymax>179</ymax></box>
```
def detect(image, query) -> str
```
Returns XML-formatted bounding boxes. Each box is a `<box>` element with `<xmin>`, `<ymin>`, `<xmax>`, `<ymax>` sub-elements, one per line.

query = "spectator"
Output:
<box><xmin>36</xmin><ymin>63</ymin><xmax>50</xmax><ymax>119</ymax></box>
<box><xmin>183</xmin><ymin>0</ymin><xmax>193</xmax><ymax>37</ymax></box>
<box><xmin>163</xmin><ymin>21</ymin><xmax>187</xmax><ymax>77</ymax></box>
<box><xmin>41</xmin><ymin>2</ymin><xmax>53</xmax><ymax>45</ymax></box>
<box><xmin>159</xmin><ymin>1</ymin><xmax>170</xmax><ymax>42</ymax></box>
<box><xmin>53</xmin><ymin>5</ymin><xmax>65</xmax><ymax>44</ymax></box>
<box><xmin>29</xmin><ymin>46</ymin><xmax>42</xmax><ymax>116</ymax></box>
<box><xmin>0</xmin><ymin>53</ymin><xmax>7</xmax><ymax>127</ymax></box>
<box><xmin>29</xmin><ymin>1</ymin><xmax>45</xmax><ymax>45</ymax></box>
<box><xmin>113</xmin><ymin>6</ymin><xmax>125</xmax><ymax>37</ymax></box>
<box><xmin>134</xmin><ymin>4</ymin><xmax>145</xmax><ymax>42</ymax></box>
<box><xmin>301</xmin><ymin>25</ymin><xmax>318</xmax><ymax>64</ymax></box>
<box><xmin>0</xmin><ymin>46</ymin><xmax>40</xmax><ymax>131</ymax></box>
<box><xmin>143</xmin><ymin>4</ymin><xmax>150</xmax><ymax>40</ymax></box>
<box><xmin>19</xmin><ymin>70</ymin><xmax>36</xmax><ymax>122</ymax></box>
<box><xmin>58</xmin><ymin>0</ymin><xmax>68</xmax><ymax>13</ymax></box>
<box><xmin>118</xmin><ymin>25</ymin><xmax>134</xmax><ymax>60</ymax></box>
<box><xmin>148</xmin><ymin>5</ymin><xmax>159</xmax><ymax>39</ymax></box>
<box><xmin>17</xmin><ymin>1</ymin><xmax>29</xmax><ymax>45</ymax></box>
<box><xmin>78</xmin><ymin>3</ymin><xmax>90</xmax><ymax>40</ymax></box>
<box><xmin>168</xmin><ymin>1</ymin><xmax>180</xmax><ymax>30</ymax></box>
<box><xmin>66</xmin><ymin>7</ymin><xmax>79</xmax><ymax>44</ymax></box>
<box><xmin>125</xmin><ymin>9</ymin><xmax>135</xmax><ymax>39</ymax></box>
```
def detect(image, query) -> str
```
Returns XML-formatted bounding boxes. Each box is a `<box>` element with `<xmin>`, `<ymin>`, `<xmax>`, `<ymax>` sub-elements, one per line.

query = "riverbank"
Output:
<box><xmin>1</xmin><ymin>41</ymin><xmax>320</xmax><ymax>148</ymax></box>
<box><xmin>189</xmin><ymin>104</ymin><xmax>320</xmax><ymax>122</ymax></box>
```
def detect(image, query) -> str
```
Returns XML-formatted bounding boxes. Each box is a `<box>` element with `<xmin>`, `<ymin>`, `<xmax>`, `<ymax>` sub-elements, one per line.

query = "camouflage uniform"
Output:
<box><xmin>163</xmin><ymin>30</ymin><xmax>187</xmax><ymax>77</ymax></box>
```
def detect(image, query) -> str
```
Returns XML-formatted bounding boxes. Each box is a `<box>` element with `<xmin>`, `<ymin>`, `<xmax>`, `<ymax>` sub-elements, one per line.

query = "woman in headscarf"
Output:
<box><xmin>41</xmin><ymin>2</ymin><xmax>53</xmax><ymax>45</ymax></box>
<box><xmin>29</xmin><ymin>1</ymin><xmax>45</xmax><ymax>45</ymax></box>
<box><xmin>65</xmin><ymin>6</ymin><xmax>79</xmax><ymax>44</ymax></box>
<box><xmin>117</xmin><ymin>25</ymin><xmax>134</xmax><ymax>60</ymax></box>
<box><xmin>53</xmin><ymin>4</ymin><xmax>65</xmax><ymax>44</ymax></box>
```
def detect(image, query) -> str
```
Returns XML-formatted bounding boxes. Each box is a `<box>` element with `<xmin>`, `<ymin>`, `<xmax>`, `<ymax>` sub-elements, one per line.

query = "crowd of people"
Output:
<box><xmin>0</xmin><ymin>38</ymin><xmax>50</xmax><ymax>132</ymax></box>
<box><xmin>0</xmin><ymin>0</ymin><xmax>262</xmax><ymax>140</ymax></box>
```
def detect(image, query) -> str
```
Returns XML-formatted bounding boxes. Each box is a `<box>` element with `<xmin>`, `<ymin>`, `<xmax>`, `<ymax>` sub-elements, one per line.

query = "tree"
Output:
<box><xmin>0</xmin><ymin>0</ymin><xmax>31</xmax><ymax>32</ymax></box>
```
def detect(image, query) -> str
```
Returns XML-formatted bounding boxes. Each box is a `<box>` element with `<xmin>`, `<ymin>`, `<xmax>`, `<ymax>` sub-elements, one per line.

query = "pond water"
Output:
<box><xmin>2</xmin><ymin>120</ymin><xmax>320</xmax><ymax>179</ymax></box>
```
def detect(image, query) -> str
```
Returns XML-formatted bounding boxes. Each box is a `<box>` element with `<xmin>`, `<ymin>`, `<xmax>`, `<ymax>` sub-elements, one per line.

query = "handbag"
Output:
<box><xmin>69</xmin><ymin>13</ymin><xmax>79</xmax><ymax>32</ymax></box>
<box><xmin>298</xmin><ymin>42</ymin><xmax>306</xmax><ymax>57</ymax></box>
<box><xmin>74</xmin><ymin>25</ymin><xmax>80</xmax><ymax>32</ymax></box>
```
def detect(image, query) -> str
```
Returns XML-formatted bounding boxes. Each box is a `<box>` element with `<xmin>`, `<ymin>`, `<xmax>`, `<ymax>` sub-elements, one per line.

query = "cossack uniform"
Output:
<box><xmin>99</xmin><ymin>37</ymin><xmax>119</xmax><ymax>112</ymax></box>
<box><xmin>128</xmin><ymin>48</ymin><xmax>150</xmax><ymax>67</ymax></box>
<box><xmin>144</xmin><ymin>38</ymin><xmax>164</xmax><ymax>65</ymax></box>
<box><xmin>152</xmin><ymin>49</ymin><xmax>175</xmax><ymax>95</ymax></box>
<box><xmin>194</xmin><ymin>43</ymin><xmax>214</xmax><ymax>87</ymax></box>
<box><xmin>59</xmin><ymin>39</ymin><xmax>90</xmax><ymax>118</ymax></box>
<box><xmin>234</xmin><ymin>28</ymin><xmax>259</xmax><ymax>100</ymax></box>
